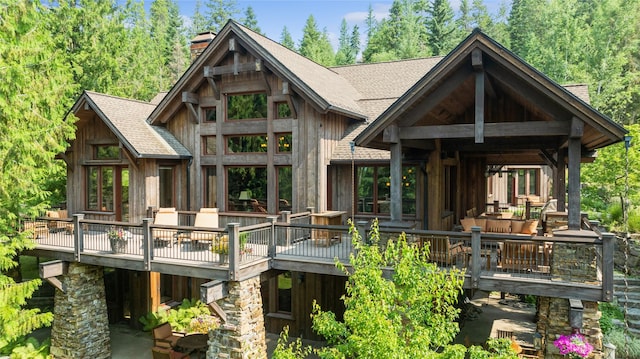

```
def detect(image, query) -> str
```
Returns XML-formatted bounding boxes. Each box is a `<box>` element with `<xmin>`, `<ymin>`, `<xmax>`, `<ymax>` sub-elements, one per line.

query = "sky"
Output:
<box><xmin>169</xmin><ymin>0</ymin><xmax>505</xmax><ymax>49</ymax></box>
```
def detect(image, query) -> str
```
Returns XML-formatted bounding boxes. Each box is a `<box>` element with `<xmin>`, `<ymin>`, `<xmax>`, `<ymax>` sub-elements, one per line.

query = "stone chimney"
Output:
<box><xmin>190</xmin><ymin>31</ymin><xmax>216</xmax><ymax>62</ymax></box>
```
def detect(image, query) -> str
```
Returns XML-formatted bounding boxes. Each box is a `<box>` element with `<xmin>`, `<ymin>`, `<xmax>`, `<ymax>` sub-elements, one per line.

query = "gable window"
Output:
<box><xmin>203</xmin><ymin>167</ymin><xmax>217</xmax><ymax>208</ymax></box>
<box><xmin>204</xmin><ymin>107</ymin><xmax>216</xmax><ymax>122</ymax></box>
<box><xmin>277</xmin><ymin>166</ymin><xmax>292</xmax><ymax>212</ymax></box>
<box><xmin>227</xmin><ymin>93</ymin><xmax>267</xmax><ymax>120</ymax></box>
<box><xmin>203</xmin><ymin>136</ymin><xmax>216</xmax><ymax>155</ymax></box>
<box><xmin>276</xmin><ymin>133</ymin><xmax>292</xmax><ymax>153</ymax></box>
<box><xmin>227</xmin><ymin>135</ymin><xmax>268</xmax><ymax>153</ymax></box>
<box><xmin>275</xmin><ymin>102</ymin><xmax>292</xmax><ymax>119</ymax></box>
<box><xmin>356</xmin><ymin>165</ymin><xmax>416</xmax><ymax>215</ymax></box>
<box><xmin>95</xmin><ymin>145</ymin><xmax>120</xmax><ymax>160</ymax></box>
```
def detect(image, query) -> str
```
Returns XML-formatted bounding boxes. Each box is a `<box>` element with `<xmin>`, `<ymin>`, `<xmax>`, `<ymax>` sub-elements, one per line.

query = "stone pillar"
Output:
<box><xmin>50</xmin><ymin>263</ymin><xmax>111</xmax><ymax>359</ymax></box>
<box><xmin>207</xmin><ymin>276</ymin><xmax>267</xmax><ymax>358</ymax></box>
<box><xmin>537</xmin><ymin>242</ymin><xmax>603</xmax><ymax>358</ymax></box>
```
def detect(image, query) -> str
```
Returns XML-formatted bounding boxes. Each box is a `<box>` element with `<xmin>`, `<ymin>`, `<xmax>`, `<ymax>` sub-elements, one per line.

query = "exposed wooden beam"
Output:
<box><xmin>203</xmin><ymin>66</ymin><xmax>220</xmax><ymax>100</ymax></box>
<box><xmin>182</xmin><ymin>92</ymin><xmax>199</xmax><ymax>123</ymax></box>
<box><xmin>570</xmin><ymin>116</ymin><xmax>584</xmax><ymax>138</ymax></box>
<box><xmin>398</xmin><ymin>67</ymin><xmax>473</xmax><ymax>126</ymax></box>
<box><xmin>200</xmin><ymin>280</ymin><xmax>228</xmax><ymax>303</ymax></box>
<box><xmin>475</xmin><ymin>71</ymin><xmax>485</xmax><ymax>143</ymax></box>
<box><xmin>121</xmin><ymin>147</ymin><xmax>139</xmax><ymax>170</ymax></box>
<box><xmin>383</xmin><ymin>124</ymin><xmax>399</xmax><ymax>143</ymax></box>
<box><xmin>471</xmin><ymin>48</ymin><xmax>483</xmax><ymax>70</ymax></box>
<box><xmin>399</xmin><ymin>121</ymin><xmax>569</xmax><ymax>140</ymax></box>
<box><xmin>228</xmin><ymin>38</ymin><xmax>238</xmax><ymax>52</ymax></box>
<box><xmin>58</xmin><ymin>153</ymin><xmax>72</xmax><ymax>169</ymax></box>
<box><xmin>210</xmin><ymin>59</ymin><xmax>264</xmax><ymax>76</ymax></box>
<box><xmin>539</xmin><ymin>149</ymin><xmax>557</xmax><ymax>167</ymax></box>
<box><xmin>40</xmin><ymin>260</ymin><xmax>68</xmax><ymax>293</ymax></box>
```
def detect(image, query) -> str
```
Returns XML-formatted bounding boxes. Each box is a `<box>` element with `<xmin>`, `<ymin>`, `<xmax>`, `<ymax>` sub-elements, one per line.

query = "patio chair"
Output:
<box><xmin>152</xmin><ymin>208</ymin><xmax>178</xmax><ymax>247</ymax></box>
<box><xmin>421</xmin><ymin>235</ymin><xmax>470</xmax><ymax>267</ymax></box>
<box><xmin>187</xmin><ymin>208</ymin><xmax>219</xmax><ymax>247</ymax></box>
<box><xmin>500</xmin><ymin>240</ymin><xmax>539</xmax><ymax>272</ymax></box>
<box><xmin>23</xmin><ymin>220</ymin><xmax>49</xmax><ymax>240</ymax></box>
<box><xmin>151</xmin><ymin>346</ymin><xmax>190</xmax><ymax>359</ymax></box>
<box><xmin>151</xmin><ymin>322</ymin><xmax>185</xmax><ymax>349</ymax></box>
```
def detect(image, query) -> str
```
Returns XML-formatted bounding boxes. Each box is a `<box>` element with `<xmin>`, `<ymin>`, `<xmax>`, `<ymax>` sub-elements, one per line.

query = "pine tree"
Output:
<box><xmin>190</xmin><ymin>0</ymin><xmax>208</xmax><ymax>35</ymax></box>
<box><xmin>426</xmin><ymin>0</ymin><xmax>457</xmax><ymax>55</ymax></box>
<box><xmin>280</xmin><ymin>26</ymin><xmax>296</xmax><ymax>51</ymax></box>
<box><xmin>242</xmin><ymin>6</ymin><xmax>262</xmax><ymax>34</ymax></box>
<box><xmin>0</xmin><ymin>0</ymin><xmax>75</xmax><ymax>353</ymax></box>
<box><xmin>299</xmin><ymin>15</ymin><xmax>335</xmax><ymax>66</ymax></box>
<box><xmin>335</xmin><ymin>19</ymin><xmax>359</xmax><ymax>65</ymax></box>
<box><xmin>204</xmin><ymin>0</ymin><xmax>239</xmax><ymax>33</ymax></box>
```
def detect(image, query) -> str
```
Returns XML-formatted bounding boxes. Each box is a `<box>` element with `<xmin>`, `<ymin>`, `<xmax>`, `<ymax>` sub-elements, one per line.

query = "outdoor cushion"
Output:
<box><xmin>487</xmin><ymin>219</ymin><xmax>511</xmax><ymax>233</ymax></box>
<box><xmin>460</xmin><ymin>217</ymin><xmax>475</xmax><ymax>232</ymax></box>
<box><xmin>474</xmin><ymin>218</ymin><xmax>487</xmax><ymax>232</ymax></box>
<box><xmin>510</xmin><ymin>220</ymin><xmax>525</xmax><ymax>233</ymax></box>
<box><xmin>521</xmin><ymin>220</ymin><xmax>538</xmax><ymax>234</ymax></box>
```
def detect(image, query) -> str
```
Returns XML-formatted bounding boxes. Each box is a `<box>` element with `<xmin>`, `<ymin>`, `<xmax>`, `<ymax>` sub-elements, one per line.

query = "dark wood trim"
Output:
<box><xmin>399</xmin><ymin>121</ymin><xmax>569</xmax><ymax>140</ymax></box>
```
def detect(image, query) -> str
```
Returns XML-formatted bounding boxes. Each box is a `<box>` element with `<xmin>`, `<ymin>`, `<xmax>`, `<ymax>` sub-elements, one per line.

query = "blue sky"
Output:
<box><xmin>171</xmin><ymin>0</ymin><xmax>505</xmax><ymax>49</ymax></box>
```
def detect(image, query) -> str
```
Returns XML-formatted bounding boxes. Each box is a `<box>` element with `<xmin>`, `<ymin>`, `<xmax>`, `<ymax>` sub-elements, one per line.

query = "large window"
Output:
<box><xmin>277</xmin><ymin>166</ymin><xmax>292</xmax><ymax>212</ymax></box>
<box><xmin>227</xmin><ymin>93</ymin><xmax>267</xmax><ymax>120</ymax></box>
<box><xmin>356</xmin><ymin>165</ymin><xmax>416</xmax><ymax>215</ymax></box>
<box><xmin>159</xmin><ymin>166</ymin><xmax>175</xmax><ymax>208</ymax></box>
<box><xmin>227</xmin><ymin>167</ymin><xmax>267</xmax><ymax>212</ymax></box>
<box><xmin>516</xmin><ymin>168</ymin><xmax>540</xmax><ymax>196</ymax></box>
<box><xmin>203</xmin><ymin>136</ymin><xmax>216</xmax><ymax>155</ymax></box>
<box><xmin>276</xmin><ymin>133</ymin><xmax>292</xmax><ymax>153</ymax></box>
<box><xmin>275</xmin><ymin>102</ymin><xmax>291</xmax><ymax>119</ymax></box>
<box><xmin>227</xmin><ymin>135</ymin><xmax>268</xmax><ymax>153</ymax></box>
<box><xmin>276</xmin><ymin>271</ymin><xmax>292</xmax><ymax>313</ymax></box>
<box><xmin>204</xmin><ymin>167</ymin><xmax>217</xmax><ymax>208</ymax></box>
<box><xmin>87</xmin><ymin>166</ymin><xmax>114</xmax><ymax>211</ymax></box>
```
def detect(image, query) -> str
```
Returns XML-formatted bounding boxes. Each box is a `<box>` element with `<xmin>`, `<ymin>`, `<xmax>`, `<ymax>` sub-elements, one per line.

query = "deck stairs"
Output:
<box><xmin>613</xmin><ymin>275</ymin><xmax>640</xmax><ymax>336</ymax></box>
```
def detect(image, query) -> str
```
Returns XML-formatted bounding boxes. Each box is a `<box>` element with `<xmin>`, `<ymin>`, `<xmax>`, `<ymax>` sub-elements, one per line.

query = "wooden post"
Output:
<box><xmin>568</xmin><ymin>117</ymin><xmax>584</xmax><ymax>230</ymax></box>
<box><xmin>602</xmin><ymin>232</ymin><xmax>615</xmax><ymax>302</ymax></box>
<box><xmin>73</xmin><ymin>214</ymin><xmax>84</xmax><ymax>262</ymax></box>
<box><xmin>267</xmin><ymin>216</ymin><xmax>277</xmax><ymax>258</ymax></box>
<box><xmin>493</xmin><ymin>200</ymin><xmax>499</xmax><ymax>213</ymax></box>
<box><xmin>228</xmin><ymin>223</ymin><xmax>240</xmax><ymax>281</ymax></box>
<box><xmin>142</xmin><ymin>218</ymin><xmax>152</xmax><ymax>269</ymax></box>
<box><xmin>471</xmin><ymin>226</ymin><xmax>481</xmax><ymax>288</ymax></box>
<box><xmin>390</xmin><ymin>142</ymin><xmax>403</xmax><ymax>222</ymax></box>
<box><xmin>556</xmin><ymin>148</ymin><xmax>567</xmax><ymax>212</ymax></box>
<box><xmin>525</xmin><ymin>200</ymin><xmax>532</xmax><ymax>219</ymax></box>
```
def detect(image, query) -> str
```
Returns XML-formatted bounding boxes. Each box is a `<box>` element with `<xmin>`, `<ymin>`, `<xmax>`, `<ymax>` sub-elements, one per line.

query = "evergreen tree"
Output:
<box><xmin>457</xmin><ymin>0</ymin><xmax>473</xmax><ymax>33</ymax></box>
<box><xmin>470</xmin><ymin>0</ymin><xmax>493</xmax><ymax>31</ymax></box>
<box><xmin>299</xmin><ymin>15</ymin><xmax>335</xmax><ymax>66</ymax></box>
<box><xmin>242</xmin><ymin>6</ymin><xmax>262</xmax><ymax>34</ymax></box>
<box><xmin>280</xmin><ymin>26</ymin><xmax>296</xmax><ymax>51</ymax></box>
<box><xmin>426</xmin><ymin>0</ymin><xmax>457</xmax><ymax>55</ymax></box>
<box><xmin>335</xmin><ymin>19</ymin><xmax>359</xmax><ymax>65</ymax></box>
<box><xmin>190</xmin><ymin>0</ymin><xmax>208</xmax><ymax>35</ymax></box>
<box><xmin>204</xmin><ymin>0</ymin><xmax>239</xmax><ymax>33</ymax></box>
<box><xmin>0</xmin><ymin>0</ymin><xmax>76</xmax><ymax>354</ymax></box>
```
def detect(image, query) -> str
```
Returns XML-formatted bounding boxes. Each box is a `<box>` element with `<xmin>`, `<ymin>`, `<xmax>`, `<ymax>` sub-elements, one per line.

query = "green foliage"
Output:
<box><xmin>299</xmin><ymin>15</ymin><xmax>335</xmax><ymax>66</ymax></box>
<box><xmin>603</xmin><ymin>327</ymin><xmax>640</xmax><ymax>358</ymax></box>
<box><xmin>139</xmin><ymin>299</ymin><xmax>211</xmax><ymax>332</ymax></box>
<box><xmin>272</xmin><ymin>326</ymin><xmax>313</xmax><ymax>359</ymax></box>
<box><xmin>3</xmin><ymin>337</ymin><xmax>50</xmax><ymax>359</ymax></box>
<box><xmin>311</xmin><ymin>219</ymin><xmax>465</xmax><ymax>358</ymax></box>
<box><xmin>599</xmin><ymin>302</ymin><xmax>624</xmax><ymax>335</ymax></box>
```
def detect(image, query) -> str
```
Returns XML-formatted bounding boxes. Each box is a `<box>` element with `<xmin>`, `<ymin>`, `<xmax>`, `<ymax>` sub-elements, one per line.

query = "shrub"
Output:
<box><xmin>599</xmin><ymin>302</ymin><xmax>624</xmax><ymax>335</ymax></box>
<box><xmin>604</xmin><ymin>327</ymin><xmax>640</xmax><ymax>358</ymax></box>
<box><xmin>139</xmin><ymin>299</ymin><xmax>213</xmax><ymax>332</ymax></box>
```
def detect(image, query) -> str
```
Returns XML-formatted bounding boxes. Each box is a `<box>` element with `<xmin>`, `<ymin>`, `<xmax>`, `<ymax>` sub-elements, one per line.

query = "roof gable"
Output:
<box><xmin>149</xmin><ymin>20</ymin><xmax>365</xmax><ymax>125</ymax></box>
<box><xmin>71</xmin><ymin>91</ymin><xmax>190</xmax><ymax>159</ymax></box>
<box><xmin>355</xmin><ymin>29</ymin><xmax>627</xmax><ymax>152</ymax></box>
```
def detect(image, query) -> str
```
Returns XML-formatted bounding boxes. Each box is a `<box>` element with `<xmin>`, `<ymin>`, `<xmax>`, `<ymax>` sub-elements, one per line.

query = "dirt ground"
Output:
<box><xmin>454</xmin><ymin>291</ymin><xmax>537</xmax><ymax>348</ymax></box>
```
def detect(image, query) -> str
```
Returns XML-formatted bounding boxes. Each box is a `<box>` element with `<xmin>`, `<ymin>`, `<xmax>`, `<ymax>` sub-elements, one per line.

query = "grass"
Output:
<box><xmin>19</xmin><ymin>255</ymin><xmax>52</xmax><ymax>280</ymax></box>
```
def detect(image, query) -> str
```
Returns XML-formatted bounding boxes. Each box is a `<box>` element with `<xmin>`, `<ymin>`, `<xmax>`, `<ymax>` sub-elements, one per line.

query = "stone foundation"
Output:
<box><xmin>50</xmin><ymin>263</ymin><xmax>111</xmax><ymax>359</ymax></box>
<box><xmin>536</xmin><ymin>242</ymin><xmax>604</xmax><ymax>358</ymax></box>
<box><xmin>207</xmin><ymin>276</ymin><xmax>267</xmax><ymax>358</ymax></box>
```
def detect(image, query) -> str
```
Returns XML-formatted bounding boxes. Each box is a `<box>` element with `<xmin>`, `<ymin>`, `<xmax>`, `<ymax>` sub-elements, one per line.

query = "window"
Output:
<box><xmin>159</xmin><ymin>166</ymin><xmax>175</xmax><ymax>208</ymax></box>
<box><xmin>204</xmin><ymin>107</ymin><xmax>216</xmax><ymax>122</ymax></box>
<box><xmin>276</xmin><ymin>271</ymin><xmax>292</xmax><ymax>313</ymax></box>
<box><xmin>275</xmin><ymin>102</ymin><xmax>292</xmax><ymax>119</ymax></box>
<box><xmin>227</xmin><ymin>93</ymin><xmax>267</xmax><ymax>120</ymax></box>
<box><xmin>227</xmin><ymin>167</ymin><xmax>267</xmax><ymax>212</ymax></box>
<box><xmin>276</xmin><ymin>133</ymin><xmax>292</xmax><ymax>153</ymax></box>
<box><xmin>356</xmin><ymin>165</ymin><xmax>416</xmax><ymax>215</ymax></box>
<box><xmin>204</xmin><ymin>167</ymin><xmax>217</xmax><ymax>208</ymax></box>
<box><xmin>227</xmin><ymin>135</ymin><xmax>268</xmax><ymax>153</ymax></box>
<box><xmin>277</xmin><ymin>167</ymin><xmax>292</xmax><ymax>212</ymax></box>
<box><xmin>515</xmin><ymin>168</ymin><xmax>540</xmax><ymax>196</ymax></box>
<box><xmin>95</xmin><ymin>145</ymin><xmax>120</xmax><ymax>160</ymax></box>
<box><xmin>203</xmin><ymin>136</ymin><xmax>216</xmax><ymax>155</ymax></box>
<box><xmin>87</xmin><ymin>166</ymin><xmax>114</xmax><ymax>211</ymax></box>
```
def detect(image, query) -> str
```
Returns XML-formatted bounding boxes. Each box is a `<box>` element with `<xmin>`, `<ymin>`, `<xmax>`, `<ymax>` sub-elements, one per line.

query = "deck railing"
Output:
<box><xmin>26</xmin><ymin>212</ymin><xmax>614</xmax><ymax>301</ymax></box>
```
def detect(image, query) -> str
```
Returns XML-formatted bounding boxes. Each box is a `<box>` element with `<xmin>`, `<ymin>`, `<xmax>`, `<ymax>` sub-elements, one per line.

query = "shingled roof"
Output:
<box><xmin>74</xmin><ymin>91</ymin><xmax>191</xmax><ymax>159</ymax></box>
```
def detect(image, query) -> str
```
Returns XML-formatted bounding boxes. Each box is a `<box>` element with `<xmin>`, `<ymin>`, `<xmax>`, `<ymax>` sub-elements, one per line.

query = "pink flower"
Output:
<box><xmin>553</xmin><ymin>333</ymin><xmax>593</xmax><ymax>358</ymax></box>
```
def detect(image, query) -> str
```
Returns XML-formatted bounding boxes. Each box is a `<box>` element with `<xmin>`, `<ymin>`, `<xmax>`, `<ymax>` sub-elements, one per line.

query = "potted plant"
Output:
<box><xmin>108</xmin><ymin>226</ymin><xmax>128</xmax><ymax>254</ymax></box>
<box><xmin>239</xmin><ymin>232</ymin><xmax>252</xmax><ymax>256</ymax></box>
<box><xmin>212</xmin><ymin>235</ymin><xmax>229</xmax><ymax>263</ymax></box>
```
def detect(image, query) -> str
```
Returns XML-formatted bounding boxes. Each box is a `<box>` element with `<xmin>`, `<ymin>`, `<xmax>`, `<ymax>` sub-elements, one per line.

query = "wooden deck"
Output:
<box><xmin>24</xmin><ymin>214</ymin><xmax>614</xmax><ymax>302</ymax></box>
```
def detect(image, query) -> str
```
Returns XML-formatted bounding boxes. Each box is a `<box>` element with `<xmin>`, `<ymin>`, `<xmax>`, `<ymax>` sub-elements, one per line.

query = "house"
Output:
<box><xmin>37</xmin><ymin>20</ymin><xmax>625</xmax><ymax>357</ymax></box>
